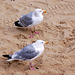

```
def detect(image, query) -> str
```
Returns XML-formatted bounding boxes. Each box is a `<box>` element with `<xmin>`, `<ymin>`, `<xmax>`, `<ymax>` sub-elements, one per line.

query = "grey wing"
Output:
<box><xmin>14</xmin><ymin>44</ymin><xmax>39</xmax><ymax>60</ymax></box>
<box><xmin>19</xmin><ymin>12</ymin><xmax>33</xmax><ymax>27</ymax></box>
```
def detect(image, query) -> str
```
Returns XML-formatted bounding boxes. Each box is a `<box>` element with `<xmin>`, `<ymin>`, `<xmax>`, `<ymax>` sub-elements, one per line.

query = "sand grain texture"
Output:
<box><xmin>0</xmin><ymin>0</ymin><xmax>75</xmax><ymax>75</ymax></box>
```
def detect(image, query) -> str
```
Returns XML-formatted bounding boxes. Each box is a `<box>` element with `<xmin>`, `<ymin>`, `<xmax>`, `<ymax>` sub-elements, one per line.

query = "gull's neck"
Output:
<box><xmin>32</xmin><ymin>42</ymin><xmax>44</xmax><ymax>48</ymax></box>
<box><xmin>34</xmin><ymin>12</ymin><xmax>42</xmax><ymax>17</ymax></box>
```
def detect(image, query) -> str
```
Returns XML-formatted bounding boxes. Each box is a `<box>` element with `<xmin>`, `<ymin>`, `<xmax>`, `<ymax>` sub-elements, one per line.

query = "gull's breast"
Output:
<box><xmin>32</xmin><ymin>15</ymin><xmax>43</xmax><ymax>26</ymax></box>
<box><xmin>30</xmin><ymin>45</ymin><xmax>44</xmax><ymax>60</ymax></box>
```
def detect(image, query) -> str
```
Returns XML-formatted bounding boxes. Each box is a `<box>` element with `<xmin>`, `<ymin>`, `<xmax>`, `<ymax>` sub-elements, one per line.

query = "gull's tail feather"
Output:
<box><xmin>2</xmin><ymin>55</ymin><xmax>11</xmax><ymax>59</ymax></box>
<box><xmin>14</xmin><ymin>21</ymin><xmax>23</xmax><ymax>27</ymax></box>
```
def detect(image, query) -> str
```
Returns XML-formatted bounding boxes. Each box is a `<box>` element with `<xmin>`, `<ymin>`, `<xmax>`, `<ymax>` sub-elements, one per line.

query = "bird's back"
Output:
<box><xmin>19</xmin><ymin>12</ymin><xmax>33</xmax><ymax>27</ymax></box>
<box><xmin>12</xmin><ymin>44</ymin><xmax>39</xmax><ymax>60</ymax></box>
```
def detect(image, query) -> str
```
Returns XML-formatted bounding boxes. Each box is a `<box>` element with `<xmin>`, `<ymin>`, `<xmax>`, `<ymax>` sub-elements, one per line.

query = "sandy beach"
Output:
<box><xmin>0</xmin><ymin>0</ymin><xmax>75</xmax><ymax>75</ymax></box>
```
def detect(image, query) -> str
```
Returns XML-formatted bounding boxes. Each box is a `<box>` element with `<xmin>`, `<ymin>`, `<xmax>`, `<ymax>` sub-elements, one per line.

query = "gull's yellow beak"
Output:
<box><xmin>45</xmin><ymin>41</ymin><xmax>48</xmax><ymax>44</ymax></box>
<box><xmin>43</xmin><ymin>10</ymin><xmax>46</xmax><ymax>13</ymax></box>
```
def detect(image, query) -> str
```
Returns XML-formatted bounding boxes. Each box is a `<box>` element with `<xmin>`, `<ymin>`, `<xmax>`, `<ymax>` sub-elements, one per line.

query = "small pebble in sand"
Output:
<box><xmin>30</xmin><ymin>3</ymin><xmax>32</xmax><ymax>5</ymax></box>
<box><xmin>36</xmin><ymin>67</ymin><xmax>39</xmax><ymax>69</ymax></box>
<box><xmin>11</xmin><ymin>0</ymin><xmax>15</xmax><ymax>1</ymax></box>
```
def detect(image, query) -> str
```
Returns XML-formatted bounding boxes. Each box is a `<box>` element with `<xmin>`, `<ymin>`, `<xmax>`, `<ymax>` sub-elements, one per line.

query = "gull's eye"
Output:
<box><xmin>41</xmin><ymin>42</ymin><xmax>43</xmax><ymax>44</ymax></box>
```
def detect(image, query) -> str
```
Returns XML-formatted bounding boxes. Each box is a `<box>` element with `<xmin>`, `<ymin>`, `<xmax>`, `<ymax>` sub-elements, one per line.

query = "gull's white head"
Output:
<box><xmin>34</xmin><ymin>9</ymin><xmax>46</xmax><ymax>16</ymax></box>
<box><xmin>35</xmin><ymin>40</ymin><xmax>48</xmax><ymax>45</ymax></box>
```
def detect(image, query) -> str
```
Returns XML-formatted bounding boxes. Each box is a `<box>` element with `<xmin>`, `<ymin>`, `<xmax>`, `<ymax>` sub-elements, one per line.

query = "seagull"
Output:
<box><xmin>14</xmin><ymin>9</ymin><xmax>46</xmax><ymax>38</ymax></box>
<box><xmin>2</xmin><ymin>40</ymin><xmax>48</xmax><ymax>70</ymax></box>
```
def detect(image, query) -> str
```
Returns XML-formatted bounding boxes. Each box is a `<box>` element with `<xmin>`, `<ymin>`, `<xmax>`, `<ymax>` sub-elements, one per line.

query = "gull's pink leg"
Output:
<box><xmin>29</xmin><ymin>28</ymin><xmax>34</xmax><ymax>38</ymax></box>
<box><xmin>29</xmin><ymin>34</ymin><xmax>34</xmax><ymax>38</ymax></box>
<box><xmin>29</xmin><ymin>61</ymin><xmax>35</xmax><ymax>70</ymax></box>
<box><xmin>34</xmin><ymin>27</ymin><xmax>40</xmax><ymax>34</ymax></box>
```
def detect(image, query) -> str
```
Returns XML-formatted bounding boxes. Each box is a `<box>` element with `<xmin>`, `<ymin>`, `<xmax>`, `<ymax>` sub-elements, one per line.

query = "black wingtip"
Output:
<box><xmin>2</xmin><ymin>55</ymin><xmax>8</xmax><ymax>57</ymax></box>
<box><xmin>2</xmin><ymin>55</ymin><xmax>11</xmax><ymax>58</ymax></box>
<box><xmin>14</xmin><ymin>21</ymin><xmax>23</xmax><ymax>27</ymax></box>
